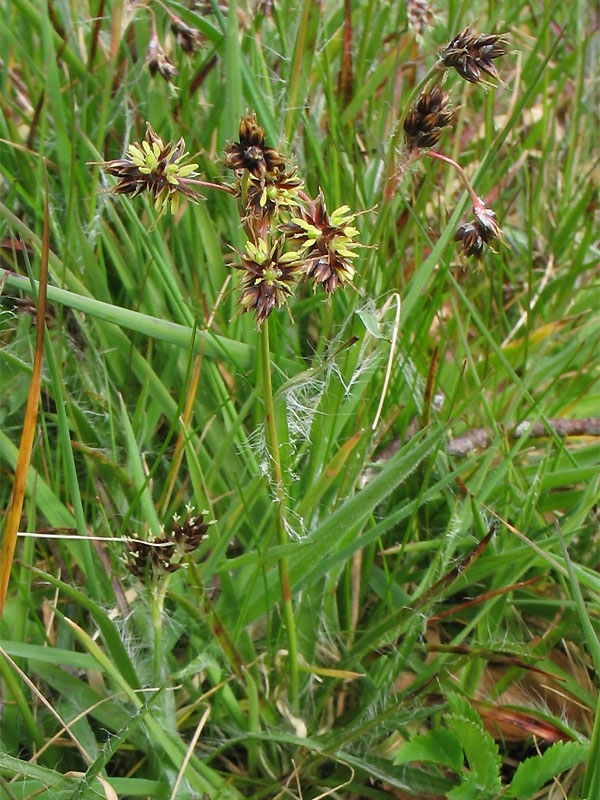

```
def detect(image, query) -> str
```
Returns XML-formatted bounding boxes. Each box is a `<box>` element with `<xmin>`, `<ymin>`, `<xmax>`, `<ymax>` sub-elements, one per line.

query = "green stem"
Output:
<box><xmin>284</xmin><ymin>0</ymin><xmax>318</xmax><ymax>142</ymax></box>
<box><xmin>260</xmin><ymin>319</ymin><xmax>299</xmax><ymax>705</ymax></box>
<box><xmin>151</xmin><ymin>576</ymin><xmax>169</xmax><ymax>685</ymax></box>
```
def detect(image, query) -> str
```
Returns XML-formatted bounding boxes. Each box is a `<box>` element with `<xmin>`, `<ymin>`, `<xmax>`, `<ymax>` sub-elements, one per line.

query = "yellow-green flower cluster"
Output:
<box><xmin>282</xmin><ymin>192</ymin><xmax>362</xmax><ymax>294</ymax></box>
<box><xmin>99</xmin><ymin>124</ymin><xmax>202</xmax><ymax>218</ymax></box>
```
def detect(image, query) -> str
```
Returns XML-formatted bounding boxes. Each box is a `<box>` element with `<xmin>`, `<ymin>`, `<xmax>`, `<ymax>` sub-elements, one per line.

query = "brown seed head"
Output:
<box><xmin>147</xmin><ymin>35</ymin><xmax>177</xmax><ymax>83</ymax></box>
<box><xmin>403</xmin><ymin>87</ymin><xmax>454</xmax><ymax>151</ymax></box>
<box><xmin>224</xmin><ymin>111</ymin><xmax>286</xmax><ymax>177</ymax></box>
<box><xmin>439</xmin><ymin>27</ymin><xmax>509</xmax><ymax>84</ymax></box>
<box><xmin>406</xmin><ymin>0</ymin><xmax>434</xmax><ymax>38</ymax></box>
<box><xmin>171</xmin><ymin>19</ymin><xmax>206</xmax><ymax>54</ymax></box>
<box><xmin>127</xmin><ymin>512</ymin><xmax>209</xmax><ymax>578</ymax></box>
<box><xmin>455</xmin><ymin>204</ymin><xmax>502</xmax><ymax>258</ymax></box>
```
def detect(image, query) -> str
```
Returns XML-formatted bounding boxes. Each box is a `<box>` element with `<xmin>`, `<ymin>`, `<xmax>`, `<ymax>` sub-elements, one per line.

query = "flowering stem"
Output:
<box><xmin>419</xmin><ymin>150</ymin><xmax>482</xmax><ymax>209</ymax></box>
<box><xmin>260</xmin><ymin>319</ymin><xmax>299</xmax><ymax>706</ymax></box>
<box><xmin>185</xmin><ymin>179</ymin><xmax>237</xmax><ymax>196</ymax></box>
<box><xmin>150</xmin><ymin>575</ymin><xmax>170</xmax><ymax>684</ymax></box>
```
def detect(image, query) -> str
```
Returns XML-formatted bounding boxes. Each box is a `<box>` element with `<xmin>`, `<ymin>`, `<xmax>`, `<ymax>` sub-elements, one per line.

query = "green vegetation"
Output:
<box><xmin>0</xmin><ymin>1</ymin><xmax>598</xmax><ymax>798</ymax></box>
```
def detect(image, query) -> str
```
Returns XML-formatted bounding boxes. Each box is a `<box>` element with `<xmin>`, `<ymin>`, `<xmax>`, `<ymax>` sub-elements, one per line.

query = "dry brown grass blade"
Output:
<box><xmin>0</xmin><ymin>171</ymin><xmax>49</xmax><ymax>619</ymax></box>
<box><xmin>473</xmin><ymin>700</ymin><xmax>570</xmax><ymax>743</ymax></box>
<box><xmin>421</xmin><ymin>344</ymin><xmax>439</xmax><ymax>427</ymax></box>
<box><xmin>427</xmin><ymin>574</ymin><xmax>545</xmax><ymax>625</ymax></box>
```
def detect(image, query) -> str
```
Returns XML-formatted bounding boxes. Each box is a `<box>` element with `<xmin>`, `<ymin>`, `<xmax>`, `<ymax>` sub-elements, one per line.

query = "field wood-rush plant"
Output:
<box><xmin>0</xmin><ymin>1</ymin><xmax>598</xmax><ymax>798</ymax></box>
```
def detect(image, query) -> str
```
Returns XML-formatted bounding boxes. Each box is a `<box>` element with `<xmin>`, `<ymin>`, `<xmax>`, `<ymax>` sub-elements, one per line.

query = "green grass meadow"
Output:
<box><xmin>0</xmin><ymin>0</ymin><xmax>599</xmax><ymax>798</ymax></box>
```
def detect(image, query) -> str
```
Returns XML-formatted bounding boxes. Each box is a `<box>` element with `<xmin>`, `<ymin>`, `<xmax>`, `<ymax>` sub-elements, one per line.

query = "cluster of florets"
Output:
<box><xmin>224</xmin><ymin>111</ymin><xmax>363</xmax><ymax>324</ymax></box>
<box><xmin>99</xmin><ymin>111</ymin><xmax>363</xmax><ymax>324</ymax></box>
<box><xmin>403</xmin><ymin>87</ymin><xmax>454</xmax><ymax>151</ymax></box>
<box><xmin>98</xmin><ymin>124</ymin><xmax>201</xmax><ymax>218</ymax></box>
<box><xmin>438</xmin><ymin>27</ymin><xmax>510</xmax><ymax>85</ymax></box>
<box><xmin>454</xmin><ymin>203</ymin><xmax>503</xmax><ymax>258</ymax></box>
<box><xmin>127</xmin><ymin>511</ymin><xmax>209</xmax><ymax>579</ymax></box>
<box><xmin>145</xmin><ymin>17</ymin><xmax>205</xmax><ymax>84</ymax></box>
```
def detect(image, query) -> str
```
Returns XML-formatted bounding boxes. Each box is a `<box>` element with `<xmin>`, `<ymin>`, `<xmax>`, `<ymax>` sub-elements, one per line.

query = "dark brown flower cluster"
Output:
<box><xmin>171</xmin><ymin>19</ymin><xmax>205</xmax><ymax>54</ymax></box>
<box><xmin>404</xmin><ymin>87</ymin><xmax>454</xmax><ymax>150</ymax></box>
<box><xmin>98</xmin><ymin>124</ymin><xmax>201</xmax><ymax>217</ymax></box>
<box><xmin>145</xmin><ymin>17</ymin><xmax>205</xmax><ymax>83</ymax></box>
<box><xmin>406</xmin><ymin>0</ymin><xmax>434</xmax><ymax>38</ymax></box>
<box><xmin>147</xmin><ymin>35</ymin><xmax>177</xmax><ymax>83</ymax></box>
<box><xmin>455</xmin><ymin>204</ymin><xmax>502</xmax><ymax>258</ymax></box>
<box><xmin>224</xmin><ymin>111</ymin><xmax>286</xmax><ymax>178</ymax></box>
<box><xmin>439</xmin><ymin>27</ymin><xmax>509</xmax><ymax>84</ymax></box>
<box><xmin>127</xmin><ymin>512</ymin><xmax>209</xmax><ymax>578</ymax></box>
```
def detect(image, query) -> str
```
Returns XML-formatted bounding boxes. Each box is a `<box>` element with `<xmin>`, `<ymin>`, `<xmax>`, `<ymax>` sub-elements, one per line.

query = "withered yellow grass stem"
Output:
<box><xmin>0</xmin><ymin>173</ymin><xmax>50</xmax><ymax>619</ymax></box>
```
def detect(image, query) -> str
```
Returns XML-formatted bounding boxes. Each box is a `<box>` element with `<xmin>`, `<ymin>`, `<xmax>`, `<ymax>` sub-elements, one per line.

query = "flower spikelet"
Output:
<box><xmin>235</xmin><ymin>237</ymin><xmax>302</xmax><ymax>324</ymax></box>
<box><xmin>403</xmin><ymin>87</ymin><xmax>454</xmax><ymax>150</ymax></box>
<box><xmin>127</xmin><ymin>512</ymin><xmax>209</xmax><ymax>578</ymax></box>
<box><xmin>171</xmin><ymin>19</ymin><xmax>205</xmax><ymax>53</ymax></box>
<box><xmin>147</xmin><ymin>34</ymin><xmax>177</xmax><ymax>82</ymax></box>
<box><xmin>455</xmin><ymin>203</ymin><xmax>502</xmax><ymax>258</ymax></box>
<box><xmin>439</xmin><ymin>27</ymin><xmax>509</xmax><ymax>84</ymax></box>
<box><xmin>224</xmin><ymin>111</ymin><xmax>286</xmax><ymax>177</ymax></box>
<box><xmin>98</xmin><ymin>124</ymin><xmax>202</xmax><ymax>217</ymax></box>
<box><xmin>281</xmin><ymin>190</ymin><xmax>361</xmax><ymax>295</ymax></box>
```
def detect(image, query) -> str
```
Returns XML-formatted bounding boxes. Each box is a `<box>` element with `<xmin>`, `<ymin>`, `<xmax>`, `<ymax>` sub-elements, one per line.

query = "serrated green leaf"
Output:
<box><xmin>446</xmin><ymin>692</ymin><xmax>484</xmax><ymax>727</ymax></box>
<box><xmin>446</xmin><ymin>715</ymin><xmax>501</xmax><ymax>791</ymax></box>
<box><xmin>393</xmin><ymin>729</ymin><xmax>463</xmax><ymax>772</ymax></box>
<box><xmin>508</xmin><ymin>740</ymin><xmax>589</xmax><ymax>799</ymax></box>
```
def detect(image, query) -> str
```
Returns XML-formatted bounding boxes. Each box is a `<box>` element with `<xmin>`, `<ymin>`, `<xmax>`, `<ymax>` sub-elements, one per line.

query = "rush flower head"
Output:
<box><xmin>403</xmin><ymin>86</ymin><xmax>454</xmax><ymax>150</ymax></box>
<box><xmin>98</xmin><ymin>123</ymin><xmax>202</xmax><ymax>217</ymax></box>
<box><xmin>127</xmin><ymin>512</ymin><xmax>210</xmax><ymax>578</ymax></box>
<box><xmin>235</xmin><ymin>237</ymin><xmax>302</xmax><ymax>325</ymax></box>
<box><xmin>171</xmin><ymin>18</ymin><xmax>205</xmax><ymax>54</ymax></box>
<box><xmin>147</xmin><ymin>34</ymin><xmax>177</xmax><ymax>82</ymax></box>
<box><xmin>455</xmin><ymin>202</ymin><xmax>502</xmax><ymax>258</ymax></box>
<box><xmin>439</xmin><ymin>27</ymin><xmax>509</xmax><ymax>84</ymax></box>
<box><xmin>224</xmin><ymin>111</ymin><xmax>286</xmax><ymax>177</ymax></box>
<box><xmin>281</xmin><ymin>190</ymin><xmax>361</xmax><ymax>295</ymax></box>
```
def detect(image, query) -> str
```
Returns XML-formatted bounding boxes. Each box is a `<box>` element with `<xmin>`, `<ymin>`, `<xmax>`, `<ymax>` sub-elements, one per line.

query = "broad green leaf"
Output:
<box><xmin>393</xmin><ymin>728</ymin><xmax>463</xmax><ymax>772</ymax></box>
<box><xmin>508</xmin><ymin>740</ymin><xmax>589</xmax><ymax>799</ymax></box>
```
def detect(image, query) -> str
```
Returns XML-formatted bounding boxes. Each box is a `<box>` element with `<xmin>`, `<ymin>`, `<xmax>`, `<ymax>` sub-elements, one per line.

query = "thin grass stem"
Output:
<box><xmin>260</xmin><ymin>319</ymin><xmax>299</xmax><ymax>706</ymax></box>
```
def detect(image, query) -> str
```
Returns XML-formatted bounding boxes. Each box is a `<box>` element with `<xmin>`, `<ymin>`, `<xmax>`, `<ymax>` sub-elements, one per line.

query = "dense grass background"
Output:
<box><xmin>0</xmin><ymin>0</ymin><xmax>598</xmax><ymax>798</ymax></box>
